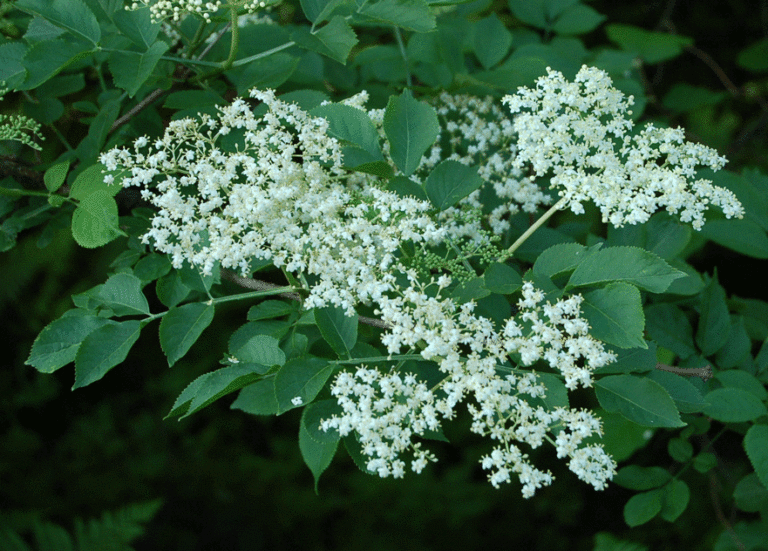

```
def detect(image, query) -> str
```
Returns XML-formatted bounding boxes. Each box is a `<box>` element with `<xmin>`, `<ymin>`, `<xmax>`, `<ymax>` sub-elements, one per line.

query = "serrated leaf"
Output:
<box><xmin>703</xmin><ymin>388</ymin><xmax>767</xmax><ymax>423</ymax></box>
<box><xmin>26</xmin><ymin>310</ymin><xmax>111</xmax><ymax>373</ymax></box>
<box><xmin>44</xmin><ymin>161</ymin><xmax>70</xmax><ymax>193</ymax></box>
<box><xmin>696</xmin><ymin>277</ymin><xmax>730</xmax><ymax>356</ymax></box>
<box><xmin>659</xmin><ymin>479</ymin><xmax>689</xmax><ymax>522</ymax></box>
<box><xmin>568</xmin><ymin>246</ymin><xmax>684</xmax><ymax>293</ymax></box>
<box><xmin>646</xmin><ymin>370</ymin><xmax>708</xmax><ymax>413</ymax></box>
<box><xmin>716</xmin><ymin>370</ymin><xmax>768</xmax><ymax>401</ymax></box>
<box><xmin>424</xmin><ymin>160</ymin><xmax>483</xmax><ymax>211</ymax></box>
<box><xmin>552</xmin><ymin>4</ymin><xmax>605</xmax><ymax>35</ymax></box>
<box><xmin>155</xmin><ymin>270</ymin><xmax>190</xmax><ymax>308</ymax></box>
<box><xmin>614</xmin><ymin>465</ymin><xmax>671</xmax><ymax>491</ymax></box>
<box><xmin>168</xmin><ymin>364</ymin><xmax>267</xmax><ymax>419</ymax></box>
<box><xmin>358</xmin><ymin>0</ymin><xmax>436</xmax><ymax>32</ymax></box>
<box><xmin>113</xmin><ymin>7</ymin><xmax>160</xmax><ymax>50</ymax></box>
<box><xmin>299</xmin><ymin>402</ymin><xmax>340</xmax><ymax>491</ymax></box>
<box><xmin>98</xmin><ymin>273</ymin><xmax>150</xmax><ymax>316</ymax></box>
<box><xmin>300</xmin><ymin>0</ymin><xmax>345</xmax><ymax>23</ymax></box>
<box><xmin>20</xmin><ymin>39</ymin><xmax>95</xmax><ymax>90</ymax></box>
<box><xmin>69</xmin><ymin>164</ymin><xmax>120</xmax><ymax>200</ymax></box>
<box><xmin>595</xmin><ymin>374</ymin><xmax>685</xmax><ymax>428</ymax></box>
<box><xmin>606</xmin><ymin>24</ymin><xmax>692</xmax><ymax>64</ymax></box>
<box><xmin>484</xmin><ymin>262</ymin><xmax>522</xmax><ymax>294</ymax></box>
<box><xmin>133</xmin><ymin>253</ymin><xmax>172</xmax><ymax>282</ymax></box>
<box><xmin>230</xmin><ymin>378</ymin><xmax>279</xmax><ymax>415</ymax></box>
<box><xmin>291</xmin><ymin>16</ymin><xmax>357</xmax><ymax>64</ymax></box>
<box><xmin>159</xmin><ymin>302</ymin><xmax>215</xmax><ymax>367</ymax></box>
<box><xmin>473</xmin><ymin>13</ymin><xmax>512</xmax><ymax>69</ymax></box>
<box><xmin>231</xmin><ymin>334</ymin><xmax>285</xmax><ymax>367</ymax></box>
<box><xmin>645</xmin><ymin>303</ymin><xmax>696</xmax><ymax>359</ymax></box>
<box><xmin>71</xmin><ymin>190</ymin><xmax>124</xmax><ymax>248</ymax></box>
<box><xmin>581</xmin><ymin>283</ymin><xmax>646</xmax><ymax>349</ymax></box>
<box><xmin>733</xmin><ymin>473</ymin><xmax>768</xmax><ymax>512</ymax></box>
<box><xmin>109</xmin><ymin>42</ymin><xmax>169</xmax><ymax>98</ymax></box>
<box><xmin>310</xmin><ymin>103</ymin><xmax>382</xmax><ymax>159</ymax></box>
<box><xmin>315</xmin><ymin>306</ymin><xmax>357</xmax><ymax>358</ymax></box>
<box><xmin>275</xmin><ymin>357</ymin><xmax>334</xmax><ymax>414</ymax></box>
<box><xmin>247</xmin><ymin>300</ymin><xmax>294</xmax><ymax>321</ymax></box>
<box><xmin>16</xmin><ymin>0</ymin><xmax>100</xmax><ymax>46</ymax></box>
<box><xmin>624</xmin><ymin>489</ymin><xmax>663</xmax><ymax>527</ymax></box>
<box><xmin>595</xmin><ymin>342</ymin><xmax>657</xmax><ymax>375</ymax></box>
<box><xmin>0</xmin><ymin>42</ymin><xmax>27</xmax><ymax>87</ymax></box>
<box><xmin>699</xmin><ymin>218</ymin><xmax>768</xmax><ymax>259</ymax></box>
<box><xmin>533</xmin><ymin>243</ymin><xmax>591</xmax><ymax>279</ymax></box>
<box><xmin>73</xmin><ymin>320</ymin><xmax>142</xmax><ymax>388</ymax></box>
<box><xmin>383</xmin><ymin>89</ymin><xmax>439</xmax><ymax>176</ymax></box>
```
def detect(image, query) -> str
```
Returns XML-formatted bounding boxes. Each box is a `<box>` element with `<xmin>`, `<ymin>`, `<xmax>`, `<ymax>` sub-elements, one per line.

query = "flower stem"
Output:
<box><xmin>497</xmin><ymin>196</ymin><xmax>568</xmax><ymax>263</ymax></box>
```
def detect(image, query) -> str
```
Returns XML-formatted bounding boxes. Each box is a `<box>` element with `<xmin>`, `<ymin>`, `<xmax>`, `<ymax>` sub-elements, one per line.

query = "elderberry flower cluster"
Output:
<box><xmin>100</xmin><ymin>90</ymin><xmax>448</xmax><ymax>314</ymax></box>
<box><xmin>322</xmin><ymin>278</ymin><xmax>617</xmax><ymax>496</ymax></box>
<box><xmin>128</xmin><ymin>0</ymin><xmax>273</xmax><ymax>22</ymax></box>
<box><xmin>503</xmin><ymin>65</ymin><xmax>743</xmax><ymax>230</ymax></box>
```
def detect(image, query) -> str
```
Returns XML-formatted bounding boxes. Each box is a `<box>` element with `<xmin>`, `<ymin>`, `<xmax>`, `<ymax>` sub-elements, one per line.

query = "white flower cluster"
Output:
<box><xmin>321</xmin><ymin>279</ymin><xmax>617</xmax><ymax>496</ymax></box>
<box><xmin>503</xmin><ymin>65</ymin><xmax>743</xmax><ymax>230</ymax></box>
<box><xmin>101</xmin><ymin>90</ymin><xmax>447</xmax><ymax>314</ymax></box>
<box><xmin>128</xmin><ymin>0</ymin><xmax>271</xmax><ymax>22</ymax></box>
<box><xmin>429</xmin><ymin>93</ymin><xmax>553</xmax><ymax>234</ymax></box>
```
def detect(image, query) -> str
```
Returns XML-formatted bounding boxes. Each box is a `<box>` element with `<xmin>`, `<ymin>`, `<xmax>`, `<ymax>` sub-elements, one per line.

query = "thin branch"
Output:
<box><xmin>220</xmin><ymin>269</ymin><xmax>393</xmax><ymax>329</ymax></box>
<box><xmin>110</xmin><ymin>88</ymin><xmax>167</xmax><ymax>133</ymax></box>
<box><xmin>655</xmin><ymin>362</ymin><xmax>713</xmax><ymax>381</ymax></box>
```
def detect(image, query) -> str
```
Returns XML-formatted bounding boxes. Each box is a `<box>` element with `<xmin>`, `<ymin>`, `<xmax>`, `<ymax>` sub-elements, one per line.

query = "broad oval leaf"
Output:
<box><xmin>299</xmin><ymin>400</ymin><xmax>340</xmax><ymax>491</ymax></box>
<box><xmin>624</xmin><ymin>489</ymin><xmax>663</xmax><ymax>527</ymax></box>
<box><xmin>383</xmin><ymin>89</ymin><xmax>439</xmax><ymax>176</ymax></box>
<box><xmin>315</xmin><ymin>306</ymin><xmax>357</xmax><ymax>358</ymax></box>
<box><xmin>424</xmin><ymin>160</ymin><xmax>483</xmax><ymax>211</ymax></box>
<box><xmin>703</xmin><ymin>388</ymin><xmax>768</xmax><ymax>423</ymax></box>
<box><xmin>159</xmin><ymin>302</ymin><xmax>215</xmax><ymax>367</ymax></box>
<box><xmin>581</xmin><ymin>282</ymin><xmax>646</xmax><ymax>349</ymax></box>
<box><xmin>73</xmin><ymin>320</ymin><xmax>142</xmax><ymax>389</ymax></box>
<box><xmin>275</xmin><ymin>357</ymin><xmax>334</xmax><ymax>414</ymax></box>
<box><xmin>230</xmin><ymin>378</ymin><xmax>279</xmax><ymax>416</ymax></box>
<box><xmin>26</xmin><ymin>310</ymin><xmax>111</xmax><ymax>373</ymax></box>
<box><xmin>484</xmin><ymin>262</ymin><xmax>522</xmax><ymax>294</ymax></box>
<box><xmin>71</xmin><ymin>190</ymin><xmax>124</xmax><ymax>248</ymax></box>
<box><xmin>99</xmin><ymin>273</ymin><xmax>150</xmax><ymax>316</ymax></box>
<box><xmin>744</xmin><ymin>425</ymin><xmax>768</xmax><ymax>495</ymax></box>
<box><xmin>595</xmin><ymin>374</ymin><xmax>685</xmax><ymax>428</ymax></box>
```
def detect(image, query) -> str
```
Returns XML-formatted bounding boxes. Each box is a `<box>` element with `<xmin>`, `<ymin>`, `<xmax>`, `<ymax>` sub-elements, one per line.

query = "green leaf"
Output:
<box><xmin>738</xmin><ymin>38</ymin><xmax>768</xmax><ymax>72</ymax></box>
<box><xmin>112</xmin><ymin>7</ymin><xmax>160</xmax><ymax>50</ymax></box>
<box><xmin>20</xmin><ymin>39</ymin><xmax>95</xmax><ymax>90</ymax></box>
<box><xmin>231</xmin><ymin>334</ymin><xmax>286</xmax><ymax>367</ymax></box>
<box><xmin>0</xmin><ymin>42</ymin><xmax>27</xmax><ymax>87</ymax></box>
<box><xmin>230</xmin><ymin>378</ymin><xmax>279</xmax><ymax>415</ymax></box>
<box><xmin>302</xmin><ymin>399</ymin><xmax>341</xmax><ymax>443</ymax></box>
<box><xmin>581</xmin><ymin>283</ymin><xmax>646</xmax><ymax>349</ymax></box>
<box><xmin>734</xmin><ymin>473</ymin><xmax>768</xmax><ymax>512</ymax></box>
<box><xmin>662</xmin><ymin>84</ymin><xmax>727</xmax><ymax>113</ymax></box>
<box><xmin>26</xmin><ymin>310</ymin><xmax>111</xmax><ymax>373</ymax></box>
<box><xmin>73</xmin><ymin>320</ymin><xmax>142</xmax><ymax>388</ymax></box>
<box><xmin>568</xmin><ymin>246</ymin><xmax>684</xmax><ymax>293</ymax></box>
<box><xmin>484</xmin><ymin>263</ymin><xmax>522</xmax><ymax>294</ymax></box>
<box><xmin>473</xmin><ymin>13</ymin><xmax>512</xmax><ymax>69</ymax></box>
<box><xmin>703</xmin><ymin>388</ymin><xmax>768</xmax><ymax>423</ymax></box>
<box><xmin>69</xmin><ymin>164</ymin><xmax>120</xmax><ymax>200</ymax></box>
<box><xmin>133</xmin><ymin>253</ymin><xmax>172</xmax><ymax>282</ymax></box>
<box><xmin>383</xmin><ymin>89</ymin><xmax>439</xmax><ymax>177</ymax></box>
<box><xmin>424</xmin><ymin>160</ymin><xmax>483</xmax><ymax>211</ymax></box>
<box><xmin>533</xmin><ymin>243</ymin><xmax>590</xmax><ymax>279</ymax></box>
<box><xmin>716</xmin><ymin>370</ymin><xmax>768</xmax><ymax>401</ymax></box>
<box><xmin>310</xmin><ymin>103</ymin><xmax>382</xmax><ymax>159</ymax></box>
<box><xmin>595</xmin><ymin>374</ymin><xmax>685</xmax><ymax>427</ymax></box>
<box><xmin>667</xmin><ymin>437</ymin><xmax>693</xmax><ymax>462</ymax></box>
<box><xmin>109</xmin><ymin>42</ymin><xmax>169</xmax><ymax>98</ymax></box>
<box><xmin>168</xmin><ymin>364</ymin><xmax>267</xmax><ymax>419</ymax></box>
<box><xmin>247</xmin><ymin>300</ymin><xmax>294</xmax><ymax>321</ymax></box>
<box><xmin>699</xmin><ymin>218</ymin><xmax>768</xmax><ymax>259</ymax></box>
<box><xmin>614</xmin><ymin>465</ymin><xmax>671</xmax><ymax>491</ymax></box>
<box><xmin>178</xmin><ymin>260</ymin><xmax>218</xmax><ymax>293</ymax></box>
<box><xmin>159</xmin><ymin>302</ymin><xmax>215</xmax><ymax>367</ymax></box>
<box><xmin>605</xmin><ymin>24</ymin><xmax>692</xmax><ymax>64</ymax></box>
<box><xmin>594</xmin><ymin>411</ymin><xmax>650</xmax><ymax>462</ymax></box>
<box><xmin>552</xmin><ymin>4</ymin><xmax>605</xmax><ymax>35</ymax></box>
<box><xmin>44</xmin><ymin>161</ymin><xmax>70</xmax><ymax>193</ymax></box>
<box><xmin>275</xmin><ymin>357</ymin><xmax>334</xmax><ymax>414</ymax></box>
<box><xmin>659</xmin><ymin>479</ymin><xmax>690</xmax><ymax>522</ymax></box>
<box><xmin>595</xmin><ymin>342</ymin><xmax>657</xmax><ymax>375</ymax></box>
<box><xmin>71</xmin><ymin>190</ymin><xmax>124</xmax><ymax>248</ymax></box>
<box><xmin>624</xmin><ymin>489</ymin><xmax>663</xmax><ymax>527</ymax></box>
<box><xmin>291</xmin><ymin>16</ymin><xmax>357</xmax><ymax>64</ymax></box>
<box><xmin>507</xmin><ymin>0</ymin><xmax>547</xmax><ymax>28</ymax></box>
<box><xmin>646</xmin><ymin>370</ymin><xmax>708</xmax><ymax>414</ymax></box>
<box><xmin>299</xmin><ymin>401</ymin><xmax>340</xmax><ymax>491</ymax></box>
<box><xmin>155</xmin><ymin>270</ymin><xmax>190</xmax><ymax>308</ymax></box>
<box><xmin>315</xmin><ymin>306</ymin><xmax>357</xmax><ymax>358</ymax></box>
<box><xmin>696</xmin><ymin>277</ymin><xmax>730</xmax><ymax>356</ymax></box>
<box><xmin>693</xmin><ymin>452</ymin><xmax>717</xmax><ymax>473</ymax></box>
<box><xmin>229</xmin><ymin>53</ymin><xmax>299</xmax><ymax>96</ymax></box>
<box><xmin>75</xmin><ymin>99</ymin><xmax>121</xmax><ymax>163</ymax></box>
<box><xmin>98</xmin><ymin>273</ymin><xmax>150</xmax><ymax>316</ymax></box>
<box><xmin>451</xmin><ymin>277</ymin><xmax>490</xmax><ymax>303</ymax></box>
<box><xmin>645</xmin><ymin>214</ymin><xmax>691</xmax><ymax>260</ymax></box>
<box><xmin>299</xmin><ymin>0</ymin><xmax>345</xmax><ymax>23</ymax></box>
<box><xmin>16</xmin><ymin>0</ymin><xmax>101</xmax><ymax>46</ymax></box>
<box><xmin>645</xmin><ymin>303</ymin><xmax>697</xmax><ymax>359</ymax></box>
<box><xmin>358</xmin><ymin>0</ymin><xmax>436</xmax><ymax>32</ymax></box>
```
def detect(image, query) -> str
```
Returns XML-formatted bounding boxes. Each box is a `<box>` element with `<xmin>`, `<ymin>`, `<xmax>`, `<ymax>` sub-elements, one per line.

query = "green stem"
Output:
<box><xmin>497</xmin><ymin>196</ymin><xmax>568</xmax><ymax>263</ymax></box>
<box><xmin>393</xmin><ymin>26</ymin><xmax>412</xmax><ymax>88</ymax></box>
<box><xmin>223</xmin><ymin>4</ymin><xmax>240</xmax><ymax>70</ymax></box>
<box><xmin>50</xmin><ymin>125</ymin><xmax>73</xmax><ymax>151</ymax></box>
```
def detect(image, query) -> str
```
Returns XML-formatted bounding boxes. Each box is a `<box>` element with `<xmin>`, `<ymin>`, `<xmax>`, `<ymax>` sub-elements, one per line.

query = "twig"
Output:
<box><xmin>109</xmin><ymin>88</ymin><xmax>167</xmax><ymax>133</ymax></box>
<box><xmin>655</xmin><ymin>362</ymin><xmax>713</xmax><ymax>381</ymax></box>
<box><xmin>220</xmin><ymin>269</ymin><xmax>392</xmax><ymax>329</ymax></box>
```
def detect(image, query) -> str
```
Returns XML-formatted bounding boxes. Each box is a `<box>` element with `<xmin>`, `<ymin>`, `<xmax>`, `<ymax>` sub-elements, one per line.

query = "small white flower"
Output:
<box><xmin>291</xmin><ymin>396</ymin><xmax>303</xmax><ymax>406</ymax></box>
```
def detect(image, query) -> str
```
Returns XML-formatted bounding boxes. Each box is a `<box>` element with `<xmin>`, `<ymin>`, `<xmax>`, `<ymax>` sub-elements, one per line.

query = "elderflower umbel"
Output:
<box><xmin>503</xmin><ymin>65</ymin><xmax>743</xmax><ymax>230</ymax></box>
<box><xmin>322</xmin><ymin>277</ymin><xmax>617</xmax><ymax>496</ymax></box>
<box><xmin>128</xmin><ymin>0</ymin><xmax>274</xmax><ymax>22</ymax></box>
